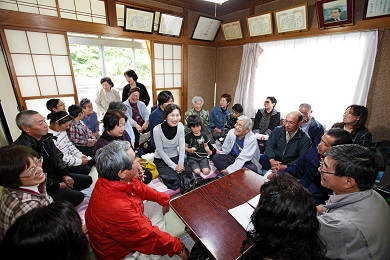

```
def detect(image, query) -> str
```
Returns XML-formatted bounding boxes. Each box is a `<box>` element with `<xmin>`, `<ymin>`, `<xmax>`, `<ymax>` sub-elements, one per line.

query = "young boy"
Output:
<box><xmin>185</xmin><ymin>115</ymin><xmax>213</xmax><ymax>176</ymax></box>
<box><xmin>223</xmin><ymin>103</ymin><xmax>244</xmax><ymax>137</ymax></box>
<box><xmin>68</xmin><ymin>104</ymin><xmax>97</xmax><ymax>157</ymax></box>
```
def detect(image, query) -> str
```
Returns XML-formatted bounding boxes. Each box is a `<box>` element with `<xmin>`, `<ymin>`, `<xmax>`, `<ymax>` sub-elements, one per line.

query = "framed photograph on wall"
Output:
<box><xmin>316</xmin><ymin>0</ymin><xmax>354</xmax><ymax>29</ymax></box>
<box><xmin>246</xmin><ymin>12</ymin><xmax>273</xmax><ymax>37</ymax></box>
<box><xmin>158</xmin><ymin>13</ymin><xmax>184</xmax><ymax>37</ymax></box>
<box><xmin>274</xmin><ymin>4</ymin><xmax>308</xmax><ymax>34</ymax></box>
<box><xmin>191</xmin><ymin>16</ymin><xmax>222</xmax><ymax>42</ymax></box>
<box><xmin>364</xmin><ymin>0</ymin><xmax>390</xmax><ymax>19</ymax></box>
<box><xmin>124</xmin><ymin>7</ymin><xmax>155</xmax><ymax>33</ymax></box>
<box><xmin>221</xmin><ymin>20</ymin><xmax>243</xmax><ymax>40</ymax></box>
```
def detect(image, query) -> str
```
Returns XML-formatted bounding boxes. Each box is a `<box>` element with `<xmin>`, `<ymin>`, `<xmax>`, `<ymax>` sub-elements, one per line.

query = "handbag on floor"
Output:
<box><xmin>178</xmin><ymin>171</ymin><xmax>203</xmax><ymax>194</ymax></box>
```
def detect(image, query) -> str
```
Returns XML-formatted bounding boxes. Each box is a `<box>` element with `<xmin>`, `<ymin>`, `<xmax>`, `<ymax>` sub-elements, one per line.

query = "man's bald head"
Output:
<box><xmin>284</xmin><ymin>111</ymin><xmax>303</xmax><ymax>134</ymax></box>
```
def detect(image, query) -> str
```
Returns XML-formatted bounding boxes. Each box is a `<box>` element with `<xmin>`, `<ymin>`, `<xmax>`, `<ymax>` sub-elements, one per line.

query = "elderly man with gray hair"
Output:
<box><xmin>184</xmin><ymin>96</ymin><xmax>210</xmax><ymax>135</ymax></box>
<box><xmin>212</xmin><ymin>115</ymin><xmax>261</xmax><ymax>176</ymax></box>
<box><xmin>86</xmin><ymin>140</ymin><xmax>188</xmax><ymax>259</ymax></box>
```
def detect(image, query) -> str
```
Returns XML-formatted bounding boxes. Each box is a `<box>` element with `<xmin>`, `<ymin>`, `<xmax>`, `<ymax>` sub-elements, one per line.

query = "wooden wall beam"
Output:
<box><xmin>105</xmin><ymin>0</ymin><xmax>117</xmax><ymax>27</ymax></box>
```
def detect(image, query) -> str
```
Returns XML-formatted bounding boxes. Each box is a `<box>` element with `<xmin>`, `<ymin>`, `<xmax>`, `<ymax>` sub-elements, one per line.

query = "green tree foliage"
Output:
<box><xmin>69</xmin><ymin>44</ymin><xmax>102</xmax><ymax>77</ymax></box>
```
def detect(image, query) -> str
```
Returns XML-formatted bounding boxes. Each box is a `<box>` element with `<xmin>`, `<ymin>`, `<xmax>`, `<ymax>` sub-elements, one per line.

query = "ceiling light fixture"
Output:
<box><xmin>203</xmin><ymin>0</ymin><xmax>229</xmax><ymax>5</ymax></box>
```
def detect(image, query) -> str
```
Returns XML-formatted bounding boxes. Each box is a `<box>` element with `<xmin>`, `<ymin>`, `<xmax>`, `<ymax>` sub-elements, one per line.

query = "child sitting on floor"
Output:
<box><xmin>185</xmin><ymin>115</ymin><xmax>213</xmax><ymax>176</ymax></box>
<box><xmin>219</xmin><ymin>103</ymin><xmax>244</xmax><ymax>145</ymax></box>
<box><xmin>68</xmin><ymin>104</ymin><xmax>97</xmax><ymax>158</ymax></box>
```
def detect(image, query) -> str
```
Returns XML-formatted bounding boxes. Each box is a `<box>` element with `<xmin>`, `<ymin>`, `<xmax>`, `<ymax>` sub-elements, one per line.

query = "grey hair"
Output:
<box><xmin>108</xmin><ymin>101</ymin><xmax>127</xmax><ymax>112</ymax></box>
<box><xmin>95</xmin><ymin>140</ymin><xmax>133</xmax><ymax>181</ymax></box>
<box><xmin>238</xmin><ymin>115</ymin><xmax>252</xmax><ymax>131</ymax></box>
<box><xmin>299</xmin><ymin>103</ymin><xmax>312</xmax><ymax>110</ymax></box>
<box><xmin>192</xmin><ymin>96</ymin><xmax>204</xmax><ymax>105</ymax></box>
<box><xmin>15</xmin><ymin>110</ymin><xmax>38</xmax><ymax>130</ymax></box>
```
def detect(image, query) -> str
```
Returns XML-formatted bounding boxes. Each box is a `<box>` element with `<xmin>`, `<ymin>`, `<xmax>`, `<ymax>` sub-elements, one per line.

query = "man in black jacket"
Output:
<box><xmin>14</xmin><ymin>110</ymin><xmax>92</xmax><ymax>206</ymax></box>
<box><xmin>259</xmin><ymin>111</ymin><xmax>312</xmax><ymax>171</ymax></box>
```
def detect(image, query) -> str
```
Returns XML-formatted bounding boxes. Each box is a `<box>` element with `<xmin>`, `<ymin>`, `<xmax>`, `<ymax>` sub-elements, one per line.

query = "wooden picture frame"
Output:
<box><xmin>246</xmin><ymin>12</ymin><xmax>273</xmax><ymax>37</ymax></box>
<box><xmin>124</xmin><ymin>7</ymin><xmax>154</xmax><ymax>33</ymax></box>
<box><xmin>363</xmin><ymin>0</ymin><xmax>390</xmax><ymax>19</ymax></box>
<box><xmin>221</xmin><ymin>20</ymin><xmax>243</xmax><ymax>41</ymax></box>
<box><xmin>191</xmin><ymin>16</ymin><xmax>222</xmax><ymax>42</ymax></box>
<box><xmin>158</xmin><ymin>13</ymin><xmax>184</xmax><ymax>37</ymax></box>
<box><xmin>274</xmin><ymin>4</ymin><xmax>308</xmax><ymax>34</ymax></box>
<box><xmin>316</xmin><ymin>0</ymin><xmax>354</xmax><ymax>29</ymax></box>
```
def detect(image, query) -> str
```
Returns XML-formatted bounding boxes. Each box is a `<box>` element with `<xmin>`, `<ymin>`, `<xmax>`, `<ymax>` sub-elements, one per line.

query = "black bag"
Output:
<box><xmin>189</xmin><ymin>242</ymin><xmax>212</xmax><ymax>260</ymax></box>
<box><xmin>370</xmin><ymin>140</ymin><xmax>390</xmax><ymax>170</ymax></box>
<box><xmin>138</xmin><ymin>137</ymin><xmax>155</xmax><ymax>154</ymax></box>
<box><xmin>178</xmin><ymin>171</ymin><xmax>203</xmax><ymax>194</ymax></box>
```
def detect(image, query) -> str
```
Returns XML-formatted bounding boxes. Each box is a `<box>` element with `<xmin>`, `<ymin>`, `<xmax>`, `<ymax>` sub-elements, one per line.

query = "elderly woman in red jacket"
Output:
<box><xmin>86</xmin><ymin>140</ymin><xmax>188</xmax><ymax>259</ymax></box>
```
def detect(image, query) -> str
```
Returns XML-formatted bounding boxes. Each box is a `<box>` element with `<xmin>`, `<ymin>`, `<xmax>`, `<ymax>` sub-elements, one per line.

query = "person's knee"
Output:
<box><xmin>193</xmin><ymin>168</ymin><xmax>201</xmax><ymax>174</ymax></box>
<box><xmin>202</xmin><ymin>168</ymin><xmax>210</xmax><ymax>175</ymax></box>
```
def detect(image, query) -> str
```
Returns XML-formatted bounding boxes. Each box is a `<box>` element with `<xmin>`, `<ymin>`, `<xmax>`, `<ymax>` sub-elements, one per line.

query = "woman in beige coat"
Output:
<box><xmin>95</xmin><ymin>77</ymin><xmax>121</xmax><ymax>116</ymax></box>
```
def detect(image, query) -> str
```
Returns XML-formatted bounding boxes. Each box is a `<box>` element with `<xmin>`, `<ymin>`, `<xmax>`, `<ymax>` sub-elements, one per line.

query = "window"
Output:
<box><xmin>68</xmin><ymin>34</ymin><xmax>152</xmax><ymax>114</ymax></box>
<box><xmin>253</xmin><ymin>31</ymin><xmax>377</xmax><ymax>129</ymax></box>
<box><xmin>153</xmin><ymin>43</ymin><xmax>183</xmax><ymax>108</ymax></box>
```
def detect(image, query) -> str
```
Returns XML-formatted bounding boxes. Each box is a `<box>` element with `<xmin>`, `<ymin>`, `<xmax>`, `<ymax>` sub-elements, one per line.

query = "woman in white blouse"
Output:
<box><xmin>95</xmin><ymin>77</ymin><xmax>121</xmax><ymax>116</ymax></box>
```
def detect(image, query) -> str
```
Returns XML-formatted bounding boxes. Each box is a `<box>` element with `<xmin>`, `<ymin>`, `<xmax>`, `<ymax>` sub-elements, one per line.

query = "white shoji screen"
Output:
<box><xmin>58</xmin><ymin>0</ymin><xmax>106</xmax><ymax>24</ymax></box>
<box><xmin>154</xmin><ymin>43</ymin><xmax>182</xmax><ymax>89</ymax></box>
<box><xmin>4</xmin><ymin>29</ymin><xmax>76</xmax><ymax>101</ymax></box>
<box><xmin>0</xmin><ymin>0</ymin><xmax>58</xmax><ymax>17</ymax></box>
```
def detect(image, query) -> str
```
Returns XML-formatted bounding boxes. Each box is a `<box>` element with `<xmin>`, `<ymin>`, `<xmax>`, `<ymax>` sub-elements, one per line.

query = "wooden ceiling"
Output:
<box><xmin>151</xmin><ymin>0</ymin><xmax>275</xmax><ymax>16</ymax></box>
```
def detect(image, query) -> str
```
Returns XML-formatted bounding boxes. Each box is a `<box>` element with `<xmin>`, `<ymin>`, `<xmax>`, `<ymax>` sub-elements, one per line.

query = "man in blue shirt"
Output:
<box><xmin>209</xmin><ymin>93</ymin><xmax>231</xmax><ymax>143</ymax></box>
<box><xmin>299</xmin><ymin>103</ymin><xmax>324</xmax><ymax>146</ymax></box>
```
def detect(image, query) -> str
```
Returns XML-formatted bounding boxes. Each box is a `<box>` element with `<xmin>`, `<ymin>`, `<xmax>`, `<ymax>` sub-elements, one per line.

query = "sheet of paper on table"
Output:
<box><xmin>228</xmin><ymin>193</ymin><xmax>261</xmax><ymax>230</ymax></box>
<box><xmin>228</xmin><ymin>202</ymin><xmax>254</xmax><ymax>230</ymax></box>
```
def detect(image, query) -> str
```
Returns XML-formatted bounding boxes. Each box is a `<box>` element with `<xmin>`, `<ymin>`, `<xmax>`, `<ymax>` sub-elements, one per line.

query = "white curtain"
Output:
<box><xmin>234</xmin><ymin>43</ymin><xmax>263</xmax><ymax>114</ymax></box>
<box><xmin>250</xmin><ymin>31</ymin><xmax>378</xmax><ymax>128</ymax></box>
<box><xmin>353</xmin><ymin>30</ymin><xmax>378</xmax><ymax>105</ymax></box>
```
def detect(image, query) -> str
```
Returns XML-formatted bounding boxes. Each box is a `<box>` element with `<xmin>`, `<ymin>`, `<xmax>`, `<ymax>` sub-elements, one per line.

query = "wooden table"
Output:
<box><xmin>170</xmin><ymin>169</ymin><xmax>265</xmax><ymax>260</ymax></box>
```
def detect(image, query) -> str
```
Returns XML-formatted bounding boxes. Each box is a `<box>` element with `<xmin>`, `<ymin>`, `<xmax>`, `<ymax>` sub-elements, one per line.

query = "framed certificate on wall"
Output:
<box><xmin>274</xmin><ymin>4</ymin><xmax>308</xmax><ymax>34</ymax></box>
<box><xmin>124</xmin><ymin>7</ymin><xmax>155</xmax><ymax>33</ymax></box>
<box><xmin>246</xmin><ymin>12</ymin><xmax>273</xmax><ymax>37</ymax></box>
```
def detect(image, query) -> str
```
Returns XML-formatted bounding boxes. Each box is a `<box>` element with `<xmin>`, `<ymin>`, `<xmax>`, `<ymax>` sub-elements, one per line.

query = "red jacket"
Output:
<box><xmin>85</xmin><ymin>177</ymin><xmax>182</xmax><ymax>259</ymax></box>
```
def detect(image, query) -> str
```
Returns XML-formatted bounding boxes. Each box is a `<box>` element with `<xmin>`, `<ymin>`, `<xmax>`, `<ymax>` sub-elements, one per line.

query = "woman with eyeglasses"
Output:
<box><xmin>46</xmin><ymin>99</ymin><xmax>66</xmax><ymax>114</ymax></box>
<box><xmin>48</xmin><ymin>111</ymin><xmax>94</xmax><ymax>175</ymax></box>
<box><xmin>0</xmin><ymin>145</ymin><xmax>53</xmax><ymax>239</ymax></box>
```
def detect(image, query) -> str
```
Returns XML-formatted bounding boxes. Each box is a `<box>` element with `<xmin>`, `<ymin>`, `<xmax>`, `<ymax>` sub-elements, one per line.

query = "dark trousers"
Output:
<box><xmin>212</xmin><ymin>154</ymin><xmax>258</xmax><ymax>173</ymax></box>
<box><xmin>154</xmin><ymin>156</ymin><xmax>191</xmax><ymax>190</ymax></box>
<box><xmin>48</xmin><ymin>173</ymin><xmax>92</xmax><ymax>207</ymax></box>
<box><xmin>259</xmin><ymin>154</ymin><xmax>274</xmax><ymax>171</ymax></box>
<box><xmin>76</xmin><ymin>145</ymin><xmax>95</xmax><ymax>158</ymax></box>
<box><xmin>132</xmin><ymin>127</ymin><xmax>150</xmax><ymax>148</ymax></box>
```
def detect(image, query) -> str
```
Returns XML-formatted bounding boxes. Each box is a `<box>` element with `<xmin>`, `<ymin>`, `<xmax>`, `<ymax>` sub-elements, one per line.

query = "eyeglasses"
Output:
<box><xmin>320</xmin><ymin>169</ymin><xmax>336</xmax><ymax>175</ymax></box>
<box><xmin>20</xmin><ymin>157</ymin><xmax>43</xmax><ymax>178</ymax></box>
<box><xmin>319</xmin><ymin>158</ymin><xmax>336</xmax><ymax>175</ymax></box>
